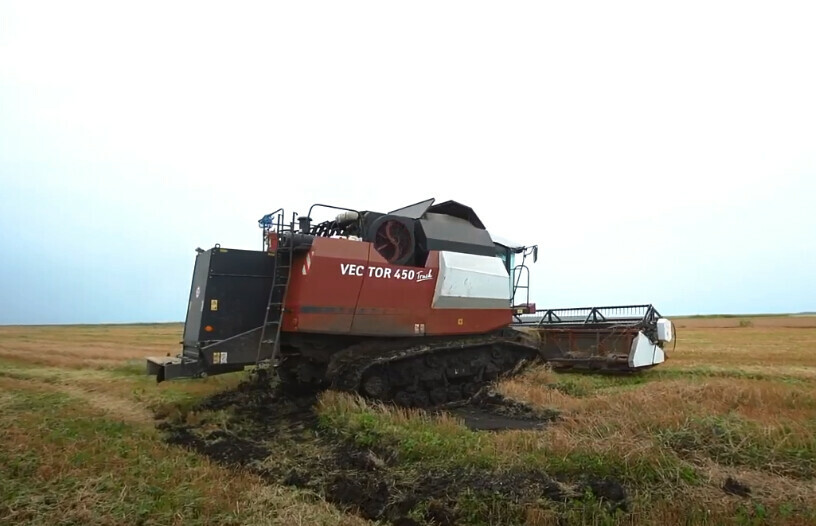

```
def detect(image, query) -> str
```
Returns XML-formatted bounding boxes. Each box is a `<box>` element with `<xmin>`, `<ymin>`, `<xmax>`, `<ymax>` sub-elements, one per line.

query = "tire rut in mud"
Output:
<box><xmin>157</xmin><ymin>379</ymin><xmax>625</xmax><ymax>524</ymax></box>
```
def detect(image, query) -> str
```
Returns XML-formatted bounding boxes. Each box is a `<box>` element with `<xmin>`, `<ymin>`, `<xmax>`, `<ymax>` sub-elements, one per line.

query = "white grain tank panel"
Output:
<box><xmin>432</xmin><ymin>251</ymin><xmax>511</xmax><ymax>309</ymax></box>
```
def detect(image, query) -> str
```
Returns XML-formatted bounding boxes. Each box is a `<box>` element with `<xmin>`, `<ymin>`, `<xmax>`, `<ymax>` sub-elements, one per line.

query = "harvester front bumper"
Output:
<box><xmin>147</xmin><ymin>356</ymin><xmax>202</xmax><ymax>383</ymax></box>
<box><xmin>146</xmin><ymin>354</ymin><xmax>245</xmax><ymax>383</ymax></box>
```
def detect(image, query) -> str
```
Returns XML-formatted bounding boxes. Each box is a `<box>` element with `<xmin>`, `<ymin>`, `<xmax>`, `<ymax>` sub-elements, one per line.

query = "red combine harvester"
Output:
<box><xmin>146</xmin><ymin>198</ymin><xmax>673</xmax><ymax>406</ymax></box>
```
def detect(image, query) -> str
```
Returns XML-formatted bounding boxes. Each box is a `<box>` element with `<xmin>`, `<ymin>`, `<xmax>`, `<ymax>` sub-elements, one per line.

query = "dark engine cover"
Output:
<box><xmin>182</xmin><ymin>247</ymin><xmax>276</xmax><ymax>346</ymax></box>
<box><xmin>362</xmin><ymin>199</ymin><xmax>496</xmax><ymax>266</ymax></box>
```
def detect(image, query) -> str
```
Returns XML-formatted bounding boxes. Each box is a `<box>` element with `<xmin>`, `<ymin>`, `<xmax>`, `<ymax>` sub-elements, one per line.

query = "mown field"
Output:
<box><xmin>1</xmin><ymin>316</ymin><xmax>815</xmax><ymax>525</ymax></box>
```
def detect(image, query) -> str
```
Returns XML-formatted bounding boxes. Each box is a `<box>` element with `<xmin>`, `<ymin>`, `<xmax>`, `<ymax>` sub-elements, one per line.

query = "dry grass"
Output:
<box><xmin>3</xmin><ymin>316</ymin><xmax>816</xmax><ymax>524</ymax></box>
<box><xmin>0</xmin><ymin>324</ymin><xmax>369</xmax><ymax>526</ymax></box>
<box><xmin>492</xmin><ymin>320</ymin><xmax>816</xmax><ymax>521</ymax></box>
<box><xmin>0</xmin><ymin>381</ymin><xmax>367</xmax><ymax>526</ymax></box>
<box><xmin>317</xmin><ymin>386</ymin><xmax>816</xmax><ymax>523</ymax></box>
<box><xmin>674</xmin><ymin>315</ymin><xmax>816</xmax><ymax>329</ymax></box>
<box><xmin>316</xmin><ymin>317</ymin><xmax>816</xmax><ymax>524</ymax></box>
<box><xmin>669</xmin><ymin>326</ymin><xmax>816</xmax><ymax>371</ymax></box>
<box><xmin>0</xmin><ymin>323</ymin><xmax>183</xmax><ymax>369</ymax></box>
<box><xmin>318</xmin><ymin>389</ymin><xmax>468</xmax><ymax>431</ymax></box>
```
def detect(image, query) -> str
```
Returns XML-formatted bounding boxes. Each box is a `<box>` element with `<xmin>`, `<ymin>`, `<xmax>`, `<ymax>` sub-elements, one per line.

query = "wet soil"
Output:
<box><xmin>442</xmin><ymin>388</ymin><xmax>560</xmax><ymax>431</ymax></box>
<box><xmin>723</xmin><ymin>476</ymin><xmax>751</xmax><ymax>497</ymax></box>
<box><xmin>157</xmin><ymin>379</ymin><xmax>625</xmax><ymax>524</ymax></box>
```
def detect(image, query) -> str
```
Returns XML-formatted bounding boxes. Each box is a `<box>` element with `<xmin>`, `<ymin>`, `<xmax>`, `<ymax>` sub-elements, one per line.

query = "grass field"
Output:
<box><xmin>1</xmin><ymin>316</ymin><xmax>815</xmax><ymax>525</ymax></box>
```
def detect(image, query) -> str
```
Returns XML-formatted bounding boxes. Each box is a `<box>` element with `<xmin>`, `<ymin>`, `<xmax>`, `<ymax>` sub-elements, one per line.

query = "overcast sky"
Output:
<box><xmin>2</xmin><ymin>1</ymin><xmax>815</xmax><ymax>324</ymax></box>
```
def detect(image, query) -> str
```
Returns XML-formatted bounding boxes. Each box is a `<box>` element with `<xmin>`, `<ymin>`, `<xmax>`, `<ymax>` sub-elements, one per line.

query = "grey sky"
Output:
<box><xmin>2</xmin><ymin>1</ymin><xmax>815</xmax><ymax>324</ymax></box>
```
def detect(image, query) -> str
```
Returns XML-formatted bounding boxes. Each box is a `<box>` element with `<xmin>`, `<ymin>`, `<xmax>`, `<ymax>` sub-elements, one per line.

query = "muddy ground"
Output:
<box><xmin>158</xmin><ymin>379</ymin><xmax>625</xmax><ymax>525</ymax></box>
<box><xmin>445</xmin><ymin>389</ymin><xmax>560</xmax><ymax>431</ymax></box>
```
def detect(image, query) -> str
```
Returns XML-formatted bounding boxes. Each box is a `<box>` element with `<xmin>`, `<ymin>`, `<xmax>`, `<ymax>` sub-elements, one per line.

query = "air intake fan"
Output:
<box><xmin>368</xmin><ymin>215</ymin><xmax>416</xmax><ymax>266</ymax></box>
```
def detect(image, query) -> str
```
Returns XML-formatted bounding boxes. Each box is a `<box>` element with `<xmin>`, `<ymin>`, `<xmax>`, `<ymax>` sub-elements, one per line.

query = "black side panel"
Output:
<box><xmin>182</xmin><ymin>250</ymin><xmax>212</xmax><ymax>345</ymax></box>
<box><xmin>183</xmin><ymin>247</ymin><xmax>276</xmax><ymax>346</ymax></box>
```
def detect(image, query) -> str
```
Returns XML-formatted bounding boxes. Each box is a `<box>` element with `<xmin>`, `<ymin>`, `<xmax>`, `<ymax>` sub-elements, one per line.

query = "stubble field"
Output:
<box><xmin>1</xmin><ymin>315</ymin><xmax>815</xmax><ymax>525</ymax></box>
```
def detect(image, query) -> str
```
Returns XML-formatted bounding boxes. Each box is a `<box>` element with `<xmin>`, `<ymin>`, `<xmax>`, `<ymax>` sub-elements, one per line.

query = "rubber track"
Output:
<box><xmin>325</xmin><ymin>333</ymin><xmax>542</xmax><ymax>404</ymax></box>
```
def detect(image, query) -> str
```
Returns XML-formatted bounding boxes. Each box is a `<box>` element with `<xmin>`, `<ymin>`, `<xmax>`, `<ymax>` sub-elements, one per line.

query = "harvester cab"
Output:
<box><xmin>146</xmin><ymin>198</ymin><xmax>673</xmax><ymax>406</ymax></box>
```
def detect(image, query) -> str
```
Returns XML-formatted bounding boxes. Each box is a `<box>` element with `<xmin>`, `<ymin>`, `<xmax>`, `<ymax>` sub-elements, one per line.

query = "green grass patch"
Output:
<box><xmin>0</xmin><ymin>376</ymin><xmax>368</xmax><ymax>526</ymax></box>
<box><xmin>0</xmin><ymin>356</ymin><xmax>249</xmax><ymax>421</ymax></box>
<box><xmin>0</xmin><ymin>388</ymin><xmax>252</xmax><ymax>525</ymax></box>
<box><xmin>658</xmin><ymin>414</ymin><xmax>816</xmax><ymax>478</ymax></box>
<box><xmin>526</xmin><ymin>366</ymin><xmax>814</xmax><ymax>402</ymax></box>
<box><xmin>318</xmin><ymin>398</ymin><xmax>497</xmax><ymax>468</ymax></box>
<box><xmin>545</xmin><ymin>372</ymin><xmax>656</xmax><ymax>396</ymax></box>
<box><xmin>546</xmin><ymin>367</ymin><xmax>813</xmax><ymax>395</ymax></box>
<box><xmin>110</xmin><ymin>358</ymin><xmax>153</xmax><ymax>376</ymax></box>
<box><xmin>316</xmin><ymin>392</ymin><xmax>699</xmax><ymax>488</ymax></box>
<box><xmin>657</xmin><ymin>367</ymin><xmax>812</xmax><ymax>385</ymax></box>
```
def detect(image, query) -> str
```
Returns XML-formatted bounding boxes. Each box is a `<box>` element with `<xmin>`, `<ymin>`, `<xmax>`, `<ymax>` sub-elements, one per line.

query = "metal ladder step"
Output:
<box><xmin>255</xmin><ymin>214</ymin><xmax>296</xmax><ymax>367</ymax></box>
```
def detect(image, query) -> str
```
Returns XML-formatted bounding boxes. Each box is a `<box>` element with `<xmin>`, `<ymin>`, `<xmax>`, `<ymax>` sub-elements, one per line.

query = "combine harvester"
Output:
<box><xmin>146</xmin><ymin>198</ymin><xmax>673</xmax><ymax>406</ymax></box>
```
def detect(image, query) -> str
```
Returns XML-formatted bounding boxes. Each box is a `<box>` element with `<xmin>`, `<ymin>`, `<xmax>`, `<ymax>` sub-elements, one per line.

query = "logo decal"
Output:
<box><xmin>339</xmin><ymin>263</ymin><xmax>435</xmax><ymax>283</ymax></box>
<box><xmin>416</xmin><ymin>270</ymin><xmax>434</xmax><ymax>282</ymax></box>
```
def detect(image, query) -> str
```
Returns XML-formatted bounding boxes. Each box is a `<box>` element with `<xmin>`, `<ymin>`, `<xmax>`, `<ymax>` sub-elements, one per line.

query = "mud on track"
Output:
<box><xmin>158</xmin><ymin>379</ymin><xmax>625</xmax><ymax>525</ymax></box>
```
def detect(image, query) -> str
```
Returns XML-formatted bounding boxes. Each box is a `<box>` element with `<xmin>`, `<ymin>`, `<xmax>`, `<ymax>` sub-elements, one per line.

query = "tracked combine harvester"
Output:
<box><xmin>146</xmin><ymin>198</ymin><xmax>673</xmax><ymax>406</ymax></box>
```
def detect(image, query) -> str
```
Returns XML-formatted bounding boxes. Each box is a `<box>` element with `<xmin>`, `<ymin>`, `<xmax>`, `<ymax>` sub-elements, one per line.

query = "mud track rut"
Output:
<box><xmin>158</xmin><ymin>378</ymin><xmax>624</xmax><ymax>525</ymax></box>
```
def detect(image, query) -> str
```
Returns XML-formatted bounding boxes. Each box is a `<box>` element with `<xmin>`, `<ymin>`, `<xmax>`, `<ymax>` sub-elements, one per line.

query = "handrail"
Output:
<box><xmin>512</xmin><ymin>304</ymin><xmax>662</xmax><ymax>327</ymax></box>
<box><xmin>511</xmin><ymin>264</ymin><xmax>530</xmax><ymax>305</ymax></box>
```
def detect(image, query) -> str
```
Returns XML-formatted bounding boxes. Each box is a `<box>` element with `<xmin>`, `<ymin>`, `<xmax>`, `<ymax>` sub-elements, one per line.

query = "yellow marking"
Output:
<box><xmin>211</xmin><ymin>299</ymin><xmax>218</xmax><ymax>311</ymax></box>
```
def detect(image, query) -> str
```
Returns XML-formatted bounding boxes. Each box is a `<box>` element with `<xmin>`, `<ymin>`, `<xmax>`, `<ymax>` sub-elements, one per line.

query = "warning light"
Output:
<box><xmin>204</xmin><ymin>325</ymin><xmax>214</xmax><ymax>332</ymax></box>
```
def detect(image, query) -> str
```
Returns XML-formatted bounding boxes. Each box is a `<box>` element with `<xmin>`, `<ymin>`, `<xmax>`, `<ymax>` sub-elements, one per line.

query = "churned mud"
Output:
<box><xmin>158</xmin><ymin>379</ymin><xmax>625</xmax><ymax>524</ymax></box>
<box><xmin>442</xmin><ymin>388</ymin><xmax>560</xmax><ymax>431</ymax></box>
<box><xmin>723</xmin><ymin>477</ymin><xmax>752</xmax><ymax>498</ymax></box>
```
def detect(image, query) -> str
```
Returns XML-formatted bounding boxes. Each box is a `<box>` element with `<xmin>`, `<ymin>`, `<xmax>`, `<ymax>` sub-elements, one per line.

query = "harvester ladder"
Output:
<box><xmin>256</xmin><ymin>212</ymin><xmax>296</xmax><ymax>367</ymax></box>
